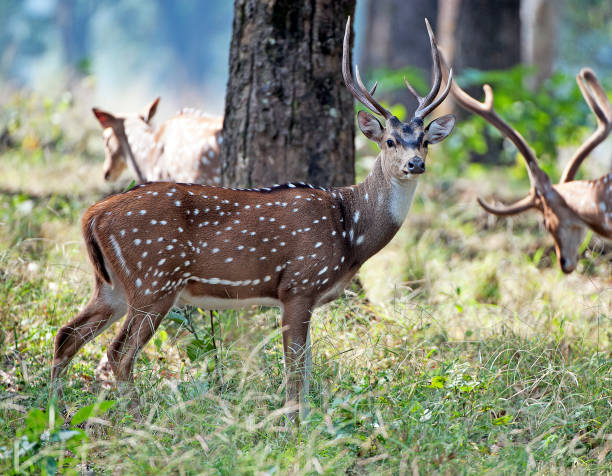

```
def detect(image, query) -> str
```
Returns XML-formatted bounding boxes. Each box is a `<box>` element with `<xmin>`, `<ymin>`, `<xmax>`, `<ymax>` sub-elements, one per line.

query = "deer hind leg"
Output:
<box><xmin>280</xmin><ymin>297</ymin><xmax>313</xmax><ymax>423</ymax></box>
<box><xmin>51</xmin><ymin>277</ymin><xmax>127</xmax><ymax>387</ymax></box>
<box><xmin>106</xmin><ymin>294</ymin><xmax>177</xmax><ymax>383</ymax></box>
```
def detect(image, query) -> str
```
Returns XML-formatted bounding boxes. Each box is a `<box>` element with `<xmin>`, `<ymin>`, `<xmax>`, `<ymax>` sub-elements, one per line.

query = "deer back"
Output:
<box><xmin>149</xmin><ymin>112</ymin><xmax>223</xmax><ymax>184</ymax></box>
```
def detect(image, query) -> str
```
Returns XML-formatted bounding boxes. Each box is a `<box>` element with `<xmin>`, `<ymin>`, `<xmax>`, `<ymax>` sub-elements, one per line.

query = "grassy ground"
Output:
<box><xmin>0</xmin><ymin>94</ymin><xmax>611</xmax><ymax>475</ymax></box>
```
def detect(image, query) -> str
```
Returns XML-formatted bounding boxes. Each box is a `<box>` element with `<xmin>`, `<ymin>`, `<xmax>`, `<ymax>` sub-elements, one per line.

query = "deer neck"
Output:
<box><xmin>121</xmin><ymin>118</ymin><xmax>157</xmax><ymax>182</ymax></box>
<box><xmin>335</xmin><ymin>156</ymin><xmax>419</xmax><ymax>266</ymax></box>
<box><xmin>554</xmin><ymin>173</ymin><xmax>612</xmax><ymax>238</ymax></box>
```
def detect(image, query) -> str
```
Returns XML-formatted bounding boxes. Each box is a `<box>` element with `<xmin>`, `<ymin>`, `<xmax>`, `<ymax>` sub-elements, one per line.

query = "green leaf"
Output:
<box><xmin>123</xmin><ymin>179</ymin><xmax>136</xmax><ymax>192</ymax></box>
<box><xmin>43</xmin><ymin>455</ymin><xmax>58</xmax><ymax>475</ymax></box>
<box><xmin>166</xmin><ymin>310</ymin><xmax>189</xmax><ymax>326</ymax></box>
<box><xmin>70</xmin><ymin>400</ymin><xmax>116</xmax><ymax>425</ymax></box>
<box><xmin>578</xmin><ymin>230</ymin><xmax>593</xmax><ymax>255</ymax></box>
<box><xmin>492</xmin><ymin>414</ymin><xmax>513</xmax><ymax>425</ymax></box>
<box><xmin>21</xmin><ymin>408</ymin><xmax>47</xmax><ymax>437</ymax></box>
<box><xmin>186</xmin><ymin>337</ymin><xmax>215</xmax><ymax>361</ymax></box>
<box><xmin>532</xmin><ymin>247</ymin><xmax>544</xmax><ymax>266</ymax></box>
<box><xmin>427</xmin><ymin>376</ymin><xmax>447</xmax><ymax>389</ymax></box>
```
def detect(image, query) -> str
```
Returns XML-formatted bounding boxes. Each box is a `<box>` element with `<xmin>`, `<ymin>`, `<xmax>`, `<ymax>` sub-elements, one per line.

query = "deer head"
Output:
<box><xmin>343</xmin><ymin>18</ymin><xmax>455</xmax><ymax>184</ymax></box>
<box><xmin>92</xmin><ymin>97</ymin><xmax>160</xmax><ymax>182</ymax></box>
<box><xmin>449</xmin><ymin>65</ymin><xmax>612</xmax><ymax>273</ymax></box>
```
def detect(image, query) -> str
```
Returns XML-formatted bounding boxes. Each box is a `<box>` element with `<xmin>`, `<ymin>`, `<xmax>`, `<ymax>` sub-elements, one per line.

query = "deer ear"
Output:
<box><xmin>141</xmin><ymin>97</ymin><xmax>160</xmax><ymax>123</ymax></box>
<box><xmin>92</xmin><ymin>108</ymin><xmax>117</xmax><ymax>129</ymax></box>
<box><xmin>424</xmin><ymin>114</ymin><xmax>455</xmax><ymax>144</ymax></box>
<box><xmin>358</xmin><ymin>110</ymin><xmax>384</xmax><ymax>142</ymax></box>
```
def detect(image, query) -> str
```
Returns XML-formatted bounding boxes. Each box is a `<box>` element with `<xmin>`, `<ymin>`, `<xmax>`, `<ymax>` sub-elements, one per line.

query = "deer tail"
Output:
<box><xmin>82</xmin><ymin>211</ymin><xmax>112</xmax><ymax>285</ymax></box>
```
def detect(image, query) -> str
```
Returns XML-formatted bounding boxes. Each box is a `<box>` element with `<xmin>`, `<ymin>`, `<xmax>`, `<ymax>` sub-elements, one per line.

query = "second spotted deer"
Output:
<box><xmin>93</xmin><ymin>97</ymin><xmax>222</xmax><ymax>185</ymax></box>
<box><xmin>51</xmin><ymin>18</ymin><xmax>455</xmax><ymax>420</ymax></box>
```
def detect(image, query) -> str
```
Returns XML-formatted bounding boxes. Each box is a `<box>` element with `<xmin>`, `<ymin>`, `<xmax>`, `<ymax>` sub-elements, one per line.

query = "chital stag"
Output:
<box><xmin>51</xmin><ymin>18</ymin><xmax>455</xmax><ymax>420</ymax></box>
<box><xmin>450</xmin><ymin>66</ymin><xmax>612</xmax><ymax>272</ymax></box>
<box><xmin>93</xmin><ymin>98</ymin><xmax>222</xmax><ymax>184</ymax></box>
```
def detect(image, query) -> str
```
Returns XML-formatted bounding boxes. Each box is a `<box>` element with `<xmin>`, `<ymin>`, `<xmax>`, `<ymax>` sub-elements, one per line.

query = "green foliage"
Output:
<box><xmin>475</xmin><ymin>270</ymin><xmax>500</xmax><ymax>304</ymax></box>
<box><xmin>444</xmin><ymin>66</ymin><xmax>602</xmax><ymax>178</ymax></box>
<box><xmin>0</xmin><ymin>401</ymin><xmax>114</xmax><ymax>475</ymax></box>
<box><xmin>0</xmin><ymin>192</ymin><xmax>83</xmax><ymax>259</ymax></box>
<box><xmin>1</xmin><ymin>90</ymin><xmax>75</xmax><ymax>156</ymax></box>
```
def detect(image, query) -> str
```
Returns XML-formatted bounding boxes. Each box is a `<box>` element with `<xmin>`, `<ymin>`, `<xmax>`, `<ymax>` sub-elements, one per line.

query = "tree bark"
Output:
<box><xmin>454</xmin><ymin>0</ymin><xmax>520</xmax><ymax>73</ymax></box>
<box><xmin>521</xmin><ymin>0</ymin><xmax>558</xmax><ymax>89</ymax></box>
<box><xmin>435</xmin><ymin>0</ymin><xmax>462</xmax><ymax>116</ymax></box>
<box><xmin>221</xmin><ymin>0</ymin><xmax>356</xmax><ymax>188</ymax></box>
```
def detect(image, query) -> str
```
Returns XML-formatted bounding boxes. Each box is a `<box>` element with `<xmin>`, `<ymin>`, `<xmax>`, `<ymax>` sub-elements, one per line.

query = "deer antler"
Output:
<box><xmin>445</xmin><ymin>59</ymin><xmax>555</xmax><ymax>215</ymax></box>
<box><xmin>560</xmin><ymin>68</ymin><xmax>612</xmax><ymax>183</ymax></box>
<box><xmin>343</xmin><ymin>17</ymin><xmax>392</xmax><ymax>120</ymax></box>
<box><xmin>404</xmin><ymin>18</ymin><xmax>453</xmax><ymax>120</ymax></box>
<box><xmin>476</xmin><ymin>189</ymin><xmax>537</xmax><ymax>216</ymax></box>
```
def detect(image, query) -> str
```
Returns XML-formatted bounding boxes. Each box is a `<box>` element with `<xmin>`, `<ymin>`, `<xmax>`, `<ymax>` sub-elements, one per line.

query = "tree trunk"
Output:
<box><xmin>454</xmin><ymin>0</ymin><xmax>520</xmax><ymax>73</ymax></box>
<box><xmin>521</xmin><ymin>0</ymin><xmax>558</xmax><ymax>89</ymax></box>
<box><xmin>361</xmin><ymin>0</ymin><xmax>439</xmax><ymax>112</ymax></box>
<box><xmin>436</xmin><ymin>0</ymin><xmax>462</xmax><ymax>116</ymax></box>
<box><xmin>56</xmin><ymin>0</ymin><xmax>94</xmax><ymax>76</ymax></box>
<box><xmin>221</xmin><ymin>0</ymin><xmax>356</xmax><ymax>188</ymax></box>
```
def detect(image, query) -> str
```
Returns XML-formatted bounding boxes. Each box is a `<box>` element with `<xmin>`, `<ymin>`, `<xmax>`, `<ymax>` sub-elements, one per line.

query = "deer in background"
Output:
<box><xmin>51</xmin><ymin>18</ymin><xmax>455</xmax><ymax>421</ymax></box>
<box><xmin>92</xmin><ymin>97</ymin><xmax>222</xmax><ymax>185</ymax></box>
<box><xmin>449</xmin><ymin>66</ymin><xmax>612</xmax><ymax>273</ymax></box>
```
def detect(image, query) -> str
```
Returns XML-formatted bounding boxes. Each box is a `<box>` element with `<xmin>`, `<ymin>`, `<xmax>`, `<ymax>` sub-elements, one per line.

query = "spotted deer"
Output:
<box><xmin>51</xmin><ymin>18</ymin><xmax>455</xmax><ymax>420</ymax></box>
<box><xmin>450</xmin><ymin>66</ymin><xmax>612</xmax><ymax>272</ymax></box>
<box><xmin>93</xmin><ymin>98</ymin><xmax>222</xmax><ymax>185</ymax></box>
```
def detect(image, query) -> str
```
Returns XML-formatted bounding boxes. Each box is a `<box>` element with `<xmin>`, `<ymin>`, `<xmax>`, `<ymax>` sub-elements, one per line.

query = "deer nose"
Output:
<box><xmin>560</xmin><ymin>256</ymin><xmax>571</xmax><ymax>273</ymax></box>
<box><xmin>559</xmin><ymin>256</ymin><xmax>576</xmax><ymax>274</ymax></box>
<box><xmin>404</xmin><ymin>157</ymin><xmax>425</xmax><ymax>175</ymax></box>
<box><xmin>104</xmin><ymin>170</ymin><xmax>111</xmax><ymax>181</ymax></box>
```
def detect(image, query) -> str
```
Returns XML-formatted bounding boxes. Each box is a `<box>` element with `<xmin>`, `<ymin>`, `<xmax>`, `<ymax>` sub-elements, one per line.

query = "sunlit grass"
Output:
<box><xmin>0</xmin><ymin>113</ymin><xmax>611</xmax><ymax>474</ymax></box>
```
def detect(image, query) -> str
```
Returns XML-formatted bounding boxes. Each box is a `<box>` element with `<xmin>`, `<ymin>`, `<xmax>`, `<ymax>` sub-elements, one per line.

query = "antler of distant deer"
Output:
<box><xmin>560</xmin><ymin>68</ymin><xmax>612</xmax><ymax>183</ymax></box>
<box><xmin>447</xmin><ymin>59</ymin><xmax>612</xmax><ymax>272</ymax></box>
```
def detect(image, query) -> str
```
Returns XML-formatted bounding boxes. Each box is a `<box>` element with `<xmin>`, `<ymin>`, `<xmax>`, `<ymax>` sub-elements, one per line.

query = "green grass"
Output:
<box><xmin>0</xmin><ymin>92</ymin><xmax>611</xmax><ymax>475</ymax></box>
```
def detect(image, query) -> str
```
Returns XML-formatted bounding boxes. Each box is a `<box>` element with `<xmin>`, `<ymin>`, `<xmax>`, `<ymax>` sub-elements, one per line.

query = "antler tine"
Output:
<box><xmin>342</xmin><ymin>17</ymin><xmax>392</xmax><ymax>120</ymax></box>
<box><xmin>404</xmin><ymin>18</ymin><xmax>451</xmax><ymax>119</ymax></box>
<box><xmin>560</xmin><ymin>67</ymin><xmax>612</xmax><ymax>183</ymax></box>
<box><xmin>355</xmin><ymin>65</ymin><xmax>392</xmax><ymax>119</ymax></box>
<box><xmin>421</xmin><ymin>67</ymin><xmax>454</xmax><ymax>118</ymax></box>
<box><xmin>476</xmin><ymin>191</ymin><xmax>537</xmax><ymax>216</ymax></box>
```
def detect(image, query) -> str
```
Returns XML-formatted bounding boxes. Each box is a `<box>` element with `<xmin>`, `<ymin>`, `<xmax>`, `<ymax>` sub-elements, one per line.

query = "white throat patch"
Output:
<box><xmin>389</xmin><ymin>178</ymin><xmax>419</xmax><ymax>225</ymax></box>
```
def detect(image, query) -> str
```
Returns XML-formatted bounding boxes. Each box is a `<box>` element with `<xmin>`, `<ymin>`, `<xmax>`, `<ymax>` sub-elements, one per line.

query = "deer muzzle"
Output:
<box><xmin>403</xmin><ymin>157</ymin><xmax>425</xmax><ymax>175</ymax></box>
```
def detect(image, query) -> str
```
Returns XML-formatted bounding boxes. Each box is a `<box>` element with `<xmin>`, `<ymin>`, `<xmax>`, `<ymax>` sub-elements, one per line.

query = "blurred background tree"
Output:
<box><xmin>360</xmin><ymin>0</ymin><xmax>438</xmax><ymax>111</ymax></box>
<box><xmin>0</xmin><ymin>0</ymin><xmax>611</xmax><ymax>181</ymax></box>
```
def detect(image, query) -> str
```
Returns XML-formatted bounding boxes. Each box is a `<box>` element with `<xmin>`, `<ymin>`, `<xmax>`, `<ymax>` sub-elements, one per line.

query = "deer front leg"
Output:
<box><xmin>280</xmin><ymin>298</ymin><xmax>313</xmax><ymax>423</ymax></box>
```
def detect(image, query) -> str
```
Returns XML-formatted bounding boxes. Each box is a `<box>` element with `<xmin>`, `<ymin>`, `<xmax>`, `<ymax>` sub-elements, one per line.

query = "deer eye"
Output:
<box><xmin>386</xmin><ymin>139</ymin><xmax>395</xmax><ymax>148</ymax></box>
